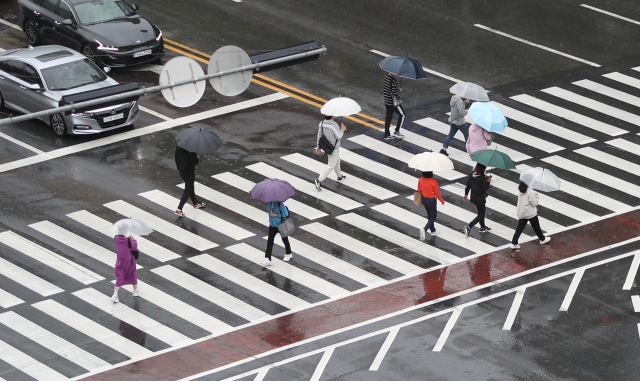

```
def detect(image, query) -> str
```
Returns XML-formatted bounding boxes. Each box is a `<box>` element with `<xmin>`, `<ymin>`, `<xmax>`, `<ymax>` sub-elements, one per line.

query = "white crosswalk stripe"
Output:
<box><xmin>0</xmin><ymin>256</ymin><xmax>63</xmax><ymax>297</ymax></box>
<box><xmin>340</xmin><ymin>148</ymin><xmax>418</xmax><ymax>189</ymax></box>
<box><xmin>606</xmin><ymin>138</ymin><xmax>640</xmax><ymax>159</ymax></box>
<box><xmin>602</xmin><ymin>72</ymin><xmax>640</xmax><ymax>91</ymax></box>
<box><xmin>212</xmin><ymin>172</ymin><xmax>328</xmax><ymax>220</ymax></box>
<box><xmin>573</xmin><ymin>79</ymin><xmax>640</xmax><ymax>108</ymax></box>
<box><xmin>181</xmin><ymin>182</ymin><xmax>265</xmax><ymax>224</ymax></box>
<box><xmin>400</xmin><ymin>124</ymin><xmax>474</xmax><ymax>168</ymax></box>
<box><xmin>0</xmin><ymin>338</ymin><xmax>68</xmax><ymax>381</ymax></box>
<box><xmin>575</xmin><ymin>146</ymin><xmax>640</xmax><ymax>177</ymax></box>
<box><xmin>0</xmin><ymin>287</ymin><xmax>23</xmax><ymax>308</ymax></box>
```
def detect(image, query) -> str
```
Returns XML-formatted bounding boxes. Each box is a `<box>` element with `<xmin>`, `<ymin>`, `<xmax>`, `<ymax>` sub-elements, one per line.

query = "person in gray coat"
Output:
<box><xmin>440</xmin><ymin>94</ymin><xmax>470</xmax><ymax>156</ymax></box>
<box><xmin>314</xmin><ymin>115</ymin><xmax>347</xmax><ymax>191</ymax></box>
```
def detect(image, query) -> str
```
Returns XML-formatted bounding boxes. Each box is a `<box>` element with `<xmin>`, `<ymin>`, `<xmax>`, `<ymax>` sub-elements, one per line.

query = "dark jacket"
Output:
<box><xmin>465</xmin><ymin>173</ymin><xmax>491</xmax><ymax>204</ymax></box>
<box><xmin>175</xmin><ymin>146</ymin><xmax>199</xmax><ymax>174</ymax></box>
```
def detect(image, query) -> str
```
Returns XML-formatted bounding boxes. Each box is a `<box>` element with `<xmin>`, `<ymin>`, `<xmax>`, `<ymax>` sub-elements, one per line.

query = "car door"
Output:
<box><xmin>36</xmin><ymin>0</ymin><xmax>59</xmax><ymax>43</ymax></box>
<box><xmin>19</xmin><ymin>63</ymin><xmax>54</xmax><ymax>119</ymax></box>
<box><xmin>0</xmin><ymin>60</ymin><xmax>30</xmax><ymax>112</ymax></box>
<box><xmin>51</xmin><ymin>0</ymin><xmax>82</xmax><ymax>51</ymax></box>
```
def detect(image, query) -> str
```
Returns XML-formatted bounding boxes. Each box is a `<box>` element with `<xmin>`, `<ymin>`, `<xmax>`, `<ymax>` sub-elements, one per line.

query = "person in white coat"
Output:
<box><xmin>511</xmin><ymin>182</ymin><xmax>551</xmax><ymax>249</ymax></box>
<box><xmin>314</xmin><ymin>115</ymin><xmax>347</xmax><ymax>191</ymax></box>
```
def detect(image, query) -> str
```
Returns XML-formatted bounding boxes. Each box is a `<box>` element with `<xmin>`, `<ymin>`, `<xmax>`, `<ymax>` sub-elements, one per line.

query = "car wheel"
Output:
<box><xmin>0</xmin><ymin>91</ymin><xmax>5</xmax><ymax>111</ymax></box>
<box><xmin>82</xmin><ymin>44</ymin><xmax>102</xmax><ymax>67</ymax></box>
<box><xmin>50</xmin><ymin>113</ymin><xmax>67</xmax><ymax>137</ymax></box>
<box><xmin>24</xmin><ymin>19</ymin><xmax>40</xmax><ymax>45</ymax></box>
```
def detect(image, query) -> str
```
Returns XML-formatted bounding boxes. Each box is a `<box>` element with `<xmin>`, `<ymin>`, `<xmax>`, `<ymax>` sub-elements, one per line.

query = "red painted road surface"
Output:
<box><xmin>83</xmin><ymin>209</ymin><xmax>640</xmax><ymax>381</ymax></box>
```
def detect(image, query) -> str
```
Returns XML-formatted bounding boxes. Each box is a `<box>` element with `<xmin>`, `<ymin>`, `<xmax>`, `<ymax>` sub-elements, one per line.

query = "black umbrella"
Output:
<box><xmin>175</xmin><ymin>127</ymin><xmax>223</xmax><ymax>153</ymax></box>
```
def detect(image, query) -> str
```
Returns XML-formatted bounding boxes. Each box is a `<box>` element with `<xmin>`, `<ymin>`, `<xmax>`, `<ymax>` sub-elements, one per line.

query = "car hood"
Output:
<box><xmin>82</xmin><ymin>16</ymin><xmax>155</xmax><ymax>46</ymax></box>
<box><xmin>53</xmin><ymin>78</ymin><xmax>119</xmax><ymax>97</ymax></box>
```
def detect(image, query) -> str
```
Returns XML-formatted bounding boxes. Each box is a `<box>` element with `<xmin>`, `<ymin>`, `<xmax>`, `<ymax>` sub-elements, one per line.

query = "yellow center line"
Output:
<box><xmin>164</xmin><ymin>38</ymin><xmax>210</xmax><ymax>58</ymax></box>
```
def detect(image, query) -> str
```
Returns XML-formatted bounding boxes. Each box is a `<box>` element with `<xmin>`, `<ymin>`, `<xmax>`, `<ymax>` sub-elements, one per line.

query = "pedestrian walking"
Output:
<box><xmin>417</xmin><ymin>171</ymin><xmax>445</xmax><ymax>240</ymax></box>
<box><xmin>510</xmin><ymin>182</ymin><xmax>551</xmax><ymax>249</ymax></box>
<box><xmin>263</xmin><ymin>201</ymin><xmax>293</xmax><ymax>266</ymax></box>
<box><xmin>383</xmin><ymin>72</ymin><xmax>405</xmax><ymax>140</ymax></box>
<box><xmin>466</xmin><ymin>123</ymin><xmax>493</xmax><ymax>155</ymax></box>
<box><xmin>314</xmin><ymin>115</ymin><xmax>347</xmax><ymax>191</ymax></box>
<box><xmin>440</xmin><ymin>94</ymin><xmax>470</xmax><ymax>156</ymax></box>
<box><xmin>111</xmin><ymin>234</ymin><xmax>141</xmax><ymax>303</ymax></box>
<box><xmin>462</xmin><ymin>163</ymin><xmax>492</xmax><ymax>236</ymax></box>
<box><xmin>174</xmin><ymin>145</ymin><xmax>205</xmax><ymax>217</ymax></box>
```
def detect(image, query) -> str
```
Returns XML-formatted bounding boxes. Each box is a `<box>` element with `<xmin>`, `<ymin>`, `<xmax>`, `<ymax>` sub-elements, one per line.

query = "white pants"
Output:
<box><xmin>318</xmin><ymin>148</ymin><xmax>342</xmax><ymax>182</ymax></box>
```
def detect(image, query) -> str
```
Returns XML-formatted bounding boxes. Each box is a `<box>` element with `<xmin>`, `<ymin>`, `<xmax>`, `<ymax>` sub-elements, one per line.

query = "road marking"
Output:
<box><xmin>559</xmin><ymin>269</ymin><xmax>584</xmax><ymax>312</ymax></box>
<box><xmin>340</xmin><ymin>148</ymin><xmax>419</xmax><ymax>189</ymax></box>
<box><xmin>310</xmin><ymin>347</ymin><xmax>334</xmax><ymax>381</ymax></box>
<box><xmin>0</xmin><ymin>338</ymin><xmax>68</xmax><ymax>381</ymax></box>
<box><xmin>212</xmin><ymin>172</ymin><xmax>328</xmax><ymax>220</ymax></box>
<box><xmin>404</xmin><ymin>121</ymin><xmax>474</xmax><ymax>168</ymax></box>
<box><xmin>0</xmin><ymin>256</ymin><xmax>63</xmax><ymax>296</ymax></box>
<box><xmin>623</xmin><ymin>252</ymin><xmax>640</xmax><ymax>290</ymax></box>
<box><xmin>0</xmin><ymin>230</ymin><xmax>104</xmax><ymax>284</ymax></box>
<box><xmin>0</xmin><ymin>18</ymin><xmax>22</xmax><ymax>30</ymax></box>
<box><xmin>0</xmin><ymin>131</ymin><xmax>44</xmax><ymax>154</ymax></box>
<box><xmin>184</xmin><ymin>181</ymin><xmax>266</xmax><ymax>224</ymax></box>
<box><xmin>474</xmin><ymin>24</ymin><xmax>601</xmax><ymax>67</ymax></box>
<box><xmin>573</xmin><ymin>79</ymin><xmax>640</xmax><ymax>108</ymax></box>
<box><xmin>369</xmin><ymin>328</ymin><xmax>398</xmax><ymax>371</ymax></box>
<box><xmin>369</xmin><ymin>49</ymin><xmax>463</xmax><ymax>82</ymax></box>
<box><xmin>575</xmin><ymin>146</ymin><xmax>640</xmax><ymax>176</ymax></box>
<box><xmin>32</xmin><ymin>299</ymin><xmax>153</xmax><ymax>359</ymax></box>
<box><xmin>603</xmin><ymin>72</ymin><xmax>640</xmax><ymax>90</ymax></box>
<box><xmin>580</xmin><ymin>4</ymin><xmax>640</xmax><ymax>26</ymax></box>
<box><xmin>0</xmin><ymin>311</ymin><xmax>110</xmax><ymax>371</ymax></box>
<box><xmin>138</xmin><ymin>105</ymin><xmax>172</xmax><ymax>120</ymax></box>
<box><xmin>433</xmin><ymin>307</ymin><xmax>463</xmax><ymax>351</ymax></box>
<box><xmin>0</xmin><ymin>287</ymin><xmax>23</xmax><ymax>308</ymax></box>
<box><xmin>502</xmin><ymin>288</ymin><xmax>526</xmax><ymax>330</ymax></box>
<box><xmin>631</xmin><ymin>295</ymin><xmax>640</xmax><ymax>312</ymax></box>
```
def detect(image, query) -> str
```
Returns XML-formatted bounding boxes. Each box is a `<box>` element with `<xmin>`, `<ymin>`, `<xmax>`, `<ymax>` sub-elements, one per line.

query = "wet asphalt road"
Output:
<box><xmin>0</xmin><ymin>0</ymin><xmax>639</xmax><ymax>380</ymax></box>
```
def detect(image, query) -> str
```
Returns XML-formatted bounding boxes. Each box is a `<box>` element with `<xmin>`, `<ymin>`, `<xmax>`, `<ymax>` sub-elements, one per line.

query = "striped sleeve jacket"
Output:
<box><xmin>383</xmin><ymin>74</ymin><xmax>398</xmax><ymax>106</ymax></box>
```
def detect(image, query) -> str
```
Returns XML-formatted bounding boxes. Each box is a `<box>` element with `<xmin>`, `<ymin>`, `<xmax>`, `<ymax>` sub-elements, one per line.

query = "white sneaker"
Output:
<box><xmin>510</xmin><ymin>244</ymin><xmax>520</xmax><ymax>250</ymax></box>
<box><xmin>314</xmin><ymin>179</ymin><xmax>322</xmax><ymax>191</ymax></box>
<box><xmin>110</xmin><ymin>295</ymin><xmax>119</xmax><ymax>303</ymax></box>
<box><xmin>261</xmin><ymin>259</ymin><xmax>272</xmax><ymax>266</ymax></box>
<box><xmin>132</xmin><ymin>288</ymin><xmax>143</xmax><ymax>297</ymax></box>
<box><xmin>393</xmin><ymin>131</ymin><xmax>404</xmax><ymax>138</ymax></box>
<box><xmin>430</xmin><ymin>229</ymin><xmax>439</xmax><ymax>236</ymax></box>
<box><xmin>419</xmin><ymin>228</ymin><xmax>425</xmax><ymax>240</ymax></box>
<box><xmin>283</xmin><ymin>254</ymin><xmax>293</xmax><ymax>262</ymax></box>
<box><xmin>540</xmin><ymin>236</ymin><xmax>551</xmax><ymax>244</ymax></box>
<box><xmin>384</xmin><ymin>135</ymin><xmax>395</xmax><ymax>141</ymax></box>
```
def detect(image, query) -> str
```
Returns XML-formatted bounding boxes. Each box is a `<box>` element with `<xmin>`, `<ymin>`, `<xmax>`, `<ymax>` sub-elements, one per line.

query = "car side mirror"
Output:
<box><xmin>62</xmin><ymin>19</ymin><xmax>72</xmax><ymax>26</ymax></box>
<box><xmin>131</xmin><ymin>4</ymin><xmax>139</xmax><ymax>10</ymax></box>
<box><xmin>103</xmin><ymin>67</ymin><xmax>111</xmax><ymax>73</ymax></box>
<box><xmin>27</xmin><ymin>83</ymin><xmax>41</xmax><ymax>90</ymax></box>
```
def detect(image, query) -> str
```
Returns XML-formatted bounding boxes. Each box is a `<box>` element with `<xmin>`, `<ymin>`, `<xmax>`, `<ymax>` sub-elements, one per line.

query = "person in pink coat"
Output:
<box><xmin>466</xmin><ymin>123</ymin><xmax>493</xmax><ymax>155</ymax></box>
<box><xmin>111</xmin><ymin>235</ymin><xmax>142</xmax><ymax>303</ymax></box>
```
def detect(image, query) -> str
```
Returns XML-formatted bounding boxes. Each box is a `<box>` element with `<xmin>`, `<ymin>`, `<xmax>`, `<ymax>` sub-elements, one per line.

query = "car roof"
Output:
<box><xmin>0</xmin><ymin>45</ymin><xmax>86</xmax><ymax>69</ymax></box>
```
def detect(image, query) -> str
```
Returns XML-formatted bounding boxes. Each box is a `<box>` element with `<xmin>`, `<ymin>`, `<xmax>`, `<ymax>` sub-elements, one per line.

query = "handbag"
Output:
<box><xmin>317</xmin><ymin>121</ymin><xmax>336</xmax><ymax>155</ymax></box>
<box><xmin>127</xmin><ymin>237</ymin><xmax>139</xmax><ymax>260</ymax></box>
<box><xmin>414</xmin><ymin>191</ymin><xmax>423</xmax><ymax>206</ymax></box>
<box><xmin>393</xmin><ymin>94</ymin><xmax>403</xmax><ymax>107</ymax></box>
<box><xmin>275</xmin><ymin>203</ymin><xmax>295</xmax><ymax>237</ymax></box>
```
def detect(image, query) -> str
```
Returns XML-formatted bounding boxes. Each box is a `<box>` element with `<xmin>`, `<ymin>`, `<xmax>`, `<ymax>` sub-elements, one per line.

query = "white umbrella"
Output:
<box><xmin>519</xmin><ymin>167</ymin><xmax>561</xmax><ymax>192</ymax></box>
<box><xmin>408</xmin><ymin>152</ymin><xmax>454</xmax><ymax>172</ymax></box>
<box><xmin>449</xmin><ymin>82</ymin><xmax>489</xmax><ymax>102</ymax></box>
<box><xmin>320</xmin><ymin>96</ymin><xmax>361</xmax><ymax>117</ymax></box>
<box><xmin>109</xmin><ymin>219</ymin><xmax>153</xmax><ymax>236</ymax></box>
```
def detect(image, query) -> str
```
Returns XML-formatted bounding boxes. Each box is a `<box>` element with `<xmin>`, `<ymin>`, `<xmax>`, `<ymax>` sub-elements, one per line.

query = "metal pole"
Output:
<box><xmin>0</xmin><ymin>46</ymin><xmax>327</xmax><ymax>126</ymax></box>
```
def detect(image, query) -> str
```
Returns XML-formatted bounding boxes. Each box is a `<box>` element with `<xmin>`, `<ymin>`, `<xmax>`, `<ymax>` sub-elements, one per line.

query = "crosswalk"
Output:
<box><xmin>1</xmin><ymin>65</ymin><xmax>640</xmax><ymax>380</ymax></box>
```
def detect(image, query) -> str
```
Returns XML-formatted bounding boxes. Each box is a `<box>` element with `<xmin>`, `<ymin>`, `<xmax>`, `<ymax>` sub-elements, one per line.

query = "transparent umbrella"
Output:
<box><xmin>449</xmin><ymin>82</ymin><xmax>489</xmax><ymax>102</ymax></box>
<box><xmin>320</xmin><ymin>96</ymin><xmax>361</xmax><ymax>117</ymax></box>
<box><xmin>109</xmin><ymin>219</ymin><xmax>153</xmax><ymax>236</ymax></box>
<box><xmin>519</xmin><ymin>167</ymin><xmax>561</xmax><ymax>192</ymax></box>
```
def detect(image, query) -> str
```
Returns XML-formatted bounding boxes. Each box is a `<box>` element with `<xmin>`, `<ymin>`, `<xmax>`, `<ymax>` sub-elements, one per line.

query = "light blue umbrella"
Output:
<box><xmin>468</xmin><ymin>102</ymin><xmax>508</xmax><ymax>133</ymax></box>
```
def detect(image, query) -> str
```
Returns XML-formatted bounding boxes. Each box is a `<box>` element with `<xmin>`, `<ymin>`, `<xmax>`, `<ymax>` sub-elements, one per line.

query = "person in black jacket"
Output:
<box><xmin>462</xmin><ymin>163</ymin><xmax>492</xmax><ymax>236</ymax></box>
<box><xmin>174</xmin><ymin>146</ymin><xmax>205</xmax><ymax>217</ymax></box>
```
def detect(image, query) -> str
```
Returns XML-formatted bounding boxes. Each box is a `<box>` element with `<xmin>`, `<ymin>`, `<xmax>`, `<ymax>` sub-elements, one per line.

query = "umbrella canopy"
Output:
<box><xmin>176</xmin><ymin>127</ymin><xmax>223</xmax><ymax>153</ymax></box>
<box><xmin>378</xmin><ymin>56</ymin><xmax>426</xmax><ymax>80</ymax></box>
<box><xmin>408</xmin><ymin>152</ymin><xmax>454</xmax><ymax>172</ymax></box>
<box><xmin>519</xmin><ymin>167</ymin><xmax>561</xmax><ymax>192</ymax></box>
<box><xmin>470</xmin><ymin>149</ymin><xmax>515</xmax><ymax>170</ymax></box>
<box><xmin>468</xmin><ymin>102</ymin><xmax>508</xmax><ymax>133</ymax></box>
<box><xmin>449</xmin><ymin>82</ymin><xmax>489</xmax><ymax>102</ymax></box>
<box><xmin>109</xmin><ymin>219</ymin><xmax>153</xmax><ymax>236</ymax></box>
<box><xmin>320</xmin><ymin>96</ymin><xmax>361</xmax><ymax>117</ymax></box>
<box><xmin>250</xmin><ymin>178</ymin><xmax>296</xmax><ymax>203</ymax></box>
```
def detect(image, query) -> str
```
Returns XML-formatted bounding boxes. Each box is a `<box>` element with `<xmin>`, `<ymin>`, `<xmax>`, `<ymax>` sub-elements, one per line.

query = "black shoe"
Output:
<box><xmin>479</xmin><ymin>227</ymin><xmax>491</xmax><ymax>233</ymax></box>
<box><xmin>314</xmin><ymin>179</ymin><xmax>322</xmax><ymax>191</ymax></box>
<box><xmin>439</xmin><ymin>149</ymin><xmax>449</xmax><ymax>156</ymax></box>
<box><xmin>337</xmin><ymin>175</ymin><xmax>346</xmax><ymax>182</ymax></box>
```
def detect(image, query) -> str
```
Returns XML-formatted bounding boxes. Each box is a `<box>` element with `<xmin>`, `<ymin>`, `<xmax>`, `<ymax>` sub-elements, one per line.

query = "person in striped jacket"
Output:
<box><xmin>383</xmin><ymin>72</ymin><xmax>405</xmax><ymax>140</ymax></box>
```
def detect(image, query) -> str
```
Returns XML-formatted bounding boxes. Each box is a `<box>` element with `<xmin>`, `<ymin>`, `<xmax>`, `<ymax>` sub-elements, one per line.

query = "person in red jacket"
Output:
<box><xmin>417</xmin><ymin>171</ymin><xmax>445</xmax><ymax>239</ymax></box>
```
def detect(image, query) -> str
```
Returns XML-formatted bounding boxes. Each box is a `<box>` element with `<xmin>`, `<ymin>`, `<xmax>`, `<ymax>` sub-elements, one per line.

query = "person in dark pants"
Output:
<box><xmin>383</xmin><ymin>72</ymin><xmax>405</xmax><ymax>140</ymax></box>
<box><xmin>416</xmin><ymin>171</ymin><xmax>445</xmax><ymax>239</ymax></box>
<box><xmin>174</xmin><ymin>146</ymin><xmax>205</xmax><ymax>217</ymax></box>
<box><xmin>510</xmin><ymin>182</ymin><xmax>551</xmax><ymax>249</ymax></box>
<box><xmin>263</xmin><ymin>201</ymin><xmax>292</xmax><ymax>266</ymax></box>
<box><xmin>462</xmin><ymin>163</ymin><xmax>492</xmax><ymax>236</ymax></box>
<box><xmin>440</xmin><ymin>94</ymin><xmax>470</xmax><ymax>156</ymax></box>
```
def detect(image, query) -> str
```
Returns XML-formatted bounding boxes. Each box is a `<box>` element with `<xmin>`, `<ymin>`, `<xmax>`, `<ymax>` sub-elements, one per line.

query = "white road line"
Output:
<box><xmin>0</xmin><ymin>18</ymin><xmax>22</xmax><ymax>30</ymax></box>
<box><xmin>0</xmin><ymin>256</ymin><xmax>62</xmax><ymax>297</ymax></box>
<box><xmin>0</xmin><ymin>338</ymin><xmax>68</xmax><ymax>381</ymax></box>
<box><xmin>502</xmin><ymin>288</ymin><xmax>526</xmax><ymax>330</ymax></box>
<box><xmin>272</xmin><ymin>237</ymin><xmax>386</xmax><ymax>287</ymax></box>
<box><xmin>301</xmin><ymin>222</ymin><xmax>423</xmax><ymax>274</ymax></box>
<box><xmin>369</xmin><ymin>327</ymin><xmax>399</xmax><ymax>371</ymax></box>
<box><xmin>511</xmin><ymin>94</ymin><xmax>628</xmax><ymax>136</ymax></box>
<box><xmin>580</xmin><ymin>4</ymin><xmax>640</xmax><ymax>26</ymax></box>
<box><xmin>623</xmin><ymin>252</ymin><xmax>640</xmax><ymax>291</ymax></box>
<box><xmin>0</xmin><ymin>230</ymin><xmax>104</xmax><ymax>284</ymax></box>
<box><xmin>29</xmin><ymin>220</ymin><xmax>142</xmax><ymax>269</ymax></box>
<box><xmin>559</xmin><ymin>269</ymin><xmax>584</xmax><ymax>312</ymax></box>
<box><xmin>0</xmin><ymin>93</ymin><xmax>289</xmax><ymax>174</ymax></box>
<box><xmin>515</xmin><ymin>164</ymin><xmax>630</xmax><ymax>212</ymax></box>
<box><xmin>603</xmin><ymin>72</ymin><xmax>640</xmax><ymax>90</ymax></box>
<box><xmin>575</xmin><ymin>146</ymin><xmax>640</xmax><ymax>176</ymax></box>
<box><xmin>185</xmin><ymin>181</ymin><xmax>265</xmax><ymax>224</ymax></box>
<box><xmin>280</xmin><ymin>153</ymin><xmax>398</xmax><ymax>200</ymax></box>
<box><xmin>226</xmin><ymin>243</ymin><xmax>349</xmax><ymax>298</ymax></box>
<box><xmin>189</xmin><ymin>254</ymin><xmax>310</xmax><ymax>311</ymax></box>
<box><xmin>253</xmin><ymin>369</ymin><xmax>268</xmax><ymax>381</ymax></box>
<box><xmin>32</xmin><ymin>299</ymin><xmax>153</xmax><ymax>359</ymax></box>
<box><xmin>138</xmin><ymin>105</ymin><xmax>172</xmax><ymax>121</ymax></box>
<box><xmin>212</xmin><ymin>172</ymin><xmax>328</xmax><ymax>220</ymax></box>
<box><xmin>474</xmin><ymin>24</ymin><xmax>600</xmax><ymax>67</ymax></box>
<box><xmin>66</xmin><ymin>210</ymin><xmax>181</xmax><ymax>262</ymax></box>
<box><xmin>0</xmin><ymin>131</ymin><xmax>44</xmax><ymax>154</ymax></box>
<box><xmin>573</xmin><ymin>79</ymin><xmax>640</xmax><ymax>108</ymax></box>
<box><xmin>542</xmin><ymin>86</ymin><xmax>640</xmax><ymax>127</ymax></box>
<box><xmin>0</xmin><ymin>287</ymin><xmax>23</xmax><ymax>308</ymax></box>
<box><xmin>336</xmin><ymin>213</ymin><xmax>460</xmax><ymax>264</ymax></box>
<box><xmin>139</xmin><ymin>189</ymin><xmax>254</xmax><ymax>240</ymax></box>
<box><xmin>372</xmin><ymin>203</ymin><xmax>495</xmax><ymax>253</ymax></box>
<box><xmin>0</xmin><ymin>311</ymin><xmax>110</xmax><ymax>372</ymax></box>
<box><xmin>246</xmin><ymin>162</ymin><xmax>364</xmax><ymax>211</ymax></box>
<box><xmin>340</xmin><ymin>148</ymin><xmax>419</xmax><ymax>189</ymax></box>
<box><xmin>433</xmin><ymin>307</ymin><xmax>463</xmax><ymax>352</ymax></box>
<box><xmin>309</xmin><ymin>347</ymin><xmax>334</xmax><ymax>381</ymax></box>
<box><xmin>73</xmin><ymin>288</ymin><xmax>191</xmax><ymax>347</ymax></box>
<box><xmin>369</xmin><ymin>49</ymin><xmax>462</xmax><ymax>83</ymax></box>
<box><xmin>492</xmin><ymin>101</ymin><xmax>596</xmax><ymax>145</ymax></box>
<box><xmin>631</xmin><ymin>295</ymin><xmax>640</xmax><ymax>312</ymax></box>
<box><xmin>349</xmin><ymin>134</ymin><xmax>465</xmax><ymax>181</ymax></box>
<box><xmin>606</xmin><ymin>138</ymin><xmax>640</xmax><ymax>158</ymax></box>
<box><xmin>542</xmin><ymin>155</ymin><xmax>640</xmax><ymax>198</ymax></box>
<box><xmin>115</xmin><ymin>280</ymin><xmax>231</xmax><ymax>334</ymax></box>
<box><xmin>104</xmin><ymin>200</ymin><xmax>218</xmax><ymax>251</ymax></box>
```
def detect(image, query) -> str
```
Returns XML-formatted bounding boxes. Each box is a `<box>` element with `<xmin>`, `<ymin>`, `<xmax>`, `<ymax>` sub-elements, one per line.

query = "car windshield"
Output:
<box><xmin>72</xmin><ymin>0</ymin><xmax>135</xmax><ymax>25</ymax></box>
<box><xmin>41</xmin><ymin>59</ymin><xmax>107</xmax><ymax>91</ymax></box>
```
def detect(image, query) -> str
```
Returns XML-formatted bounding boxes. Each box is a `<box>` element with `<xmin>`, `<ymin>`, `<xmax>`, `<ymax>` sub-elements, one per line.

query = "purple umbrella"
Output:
<box><xmin>250</xmin><ymin>178</ymin><xmax>296</xmax><ymax>203</ymax></box>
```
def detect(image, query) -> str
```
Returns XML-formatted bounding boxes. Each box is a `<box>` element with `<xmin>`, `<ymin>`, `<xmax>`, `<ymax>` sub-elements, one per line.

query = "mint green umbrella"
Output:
<box><xmin>470</xmin><ymin>149</ymin><xmax>515</xmax><ymax>169</ymax></box>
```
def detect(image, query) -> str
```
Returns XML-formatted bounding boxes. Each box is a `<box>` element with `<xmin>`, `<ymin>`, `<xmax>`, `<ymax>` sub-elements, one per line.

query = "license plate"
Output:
<box><xmin>103</xmin><ymin>113</ymin><xmax>124</xmax><ymax>122</ymax></box>
<box><xmin>133</xmin><ymin>49</ymin><xmax>152</xmax><ymax>58</ymax></box>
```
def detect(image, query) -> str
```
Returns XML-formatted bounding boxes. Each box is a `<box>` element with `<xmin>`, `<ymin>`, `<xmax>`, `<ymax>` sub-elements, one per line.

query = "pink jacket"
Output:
<box><xmin>466</xmin><ymin>124</ymin><xmax>493</xmax><ymax>155</ymax></box>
